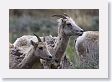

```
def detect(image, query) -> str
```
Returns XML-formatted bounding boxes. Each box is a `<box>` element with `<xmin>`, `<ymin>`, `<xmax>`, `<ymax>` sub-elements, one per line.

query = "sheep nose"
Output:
<box><xmin>49</xmin><ymin>56</ymin><xmax>52</xmax><ymax>59</ymax></box>
<box><xmin>80</xmin><ymin>29</ymin><xmax>84</xmax><ymax>32</ymax></box>
<box><xmin>78</xmin><ymin>29</ymin><xmax>84</xmax><ymax>36</ymax></box>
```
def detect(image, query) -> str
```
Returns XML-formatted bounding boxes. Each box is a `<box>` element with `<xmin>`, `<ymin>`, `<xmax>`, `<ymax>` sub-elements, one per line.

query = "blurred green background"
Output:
<box><xmin>9</xmin><ymin>9</ymin><xmax>99</xmax><ymax>68</ymax></box>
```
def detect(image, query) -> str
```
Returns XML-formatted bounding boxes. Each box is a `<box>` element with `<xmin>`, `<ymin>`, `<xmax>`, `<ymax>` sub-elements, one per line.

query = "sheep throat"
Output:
<box><xmin>54</xmin><ymin>34</ymin><xmax>69</xmax><ymax>61</ymax></box>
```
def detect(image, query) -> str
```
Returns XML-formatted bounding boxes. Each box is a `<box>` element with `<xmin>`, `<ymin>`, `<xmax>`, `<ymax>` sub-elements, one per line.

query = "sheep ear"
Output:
<box><xmin>61</xmin><ymin>19</ymin><xmax>66</xmax><ymax>28</ymax></box>
<box><xmin>30</xmin><ymin>40</ymin><xmax>38</xmax><ymax>48</ymax></box>
<box><xmin>43</xmin><ymin>33</ymin><xmax>45</xmax><ymax>42</ymax></box>
<box><xmin>43</xmin><ymin>37</ymin><xmax>45</xmax><ymax>42</ymax></box>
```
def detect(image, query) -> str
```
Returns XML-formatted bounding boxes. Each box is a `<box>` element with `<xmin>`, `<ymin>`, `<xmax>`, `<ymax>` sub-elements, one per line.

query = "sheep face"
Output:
<box><xmin>31</xmin><ymin>40</ymin><xmax>52</xmax><ymax>61</ymax></box>
<box><xmin>63</xmin><ymin>17</ymin><xmax>83</xmax><ymax>36</ymax></box>
<box><xmin>30</xmin><ymin>33</ymin><xmax>52</xmax><ymax>61</ymax></box>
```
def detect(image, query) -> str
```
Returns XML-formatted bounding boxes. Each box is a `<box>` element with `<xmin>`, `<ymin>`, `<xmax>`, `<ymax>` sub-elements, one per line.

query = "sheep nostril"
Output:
<box><xmin>49</xmin><ymin>56</ymin><xmax>52</xmax><ymax>59</ymax></box>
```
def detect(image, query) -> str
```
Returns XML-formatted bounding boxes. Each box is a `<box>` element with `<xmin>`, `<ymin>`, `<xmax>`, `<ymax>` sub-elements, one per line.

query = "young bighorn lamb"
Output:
<box><xmin>75</xmin><ymin>31</ymin><xmax>99</xmax><ymax>69</ymax></box>
<box><xmin>9</xmin><ymin>34</ymin><xmax>52</xmax><ymax>69</ymax></box>
<box><xmin>43</xmin><ymin>14</ymin><xmax>84</xmax><ymax>68</ymax></box>
<box><xmin>12</xmin><ymin>34</ymin><xmax>57</xmax><ymax>68</ymax></box>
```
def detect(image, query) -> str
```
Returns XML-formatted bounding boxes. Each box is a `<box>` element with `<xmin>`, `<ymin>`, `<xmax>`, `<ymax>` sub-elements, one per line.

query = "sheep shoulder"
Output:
<box><xmin>76</xmin><ymin>31</ymin><xmax>99</xmax><ymax>55</ymax></box>
<box><xmin>75</xmin><ymin>31</ymin><xmax>99</xmax><ymax>69</ymax></box>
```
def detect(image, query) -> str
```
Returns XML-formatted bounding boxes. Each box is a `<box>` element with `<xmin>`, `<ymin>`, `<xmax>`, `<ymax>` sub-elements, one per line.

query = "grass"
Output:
<box><xmin>66</xmin><ymin>37</ymin><xmax>81</xmax><ymax>68</ymax></box>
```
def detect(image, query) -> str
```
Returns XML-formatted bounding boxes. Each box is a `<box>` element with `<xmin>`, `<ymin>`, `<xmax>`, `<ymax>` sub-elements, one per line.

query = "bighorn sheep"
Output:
<box><xmin>12</xmin><ymin>34</ymin><xmax>58</xmax><ymax>68</ymax></box>
<box><xmin>75</xmin><ymin>31</ymin><xmax>99</xmax><ymax>69</ymax></box>
<box><xmin>11</xmin><ymin>13</ymin><xmax>84</xmax><ymax>69</ymax></box>
<box><xmin>43</xmin><ymin>13</ymin><xmax>84</xmax><ymax>69</ymax></box>
<box><xmin>9</xmin><ymin>34</ymin><xmax>52</xmax><ymax>69</ymax></box>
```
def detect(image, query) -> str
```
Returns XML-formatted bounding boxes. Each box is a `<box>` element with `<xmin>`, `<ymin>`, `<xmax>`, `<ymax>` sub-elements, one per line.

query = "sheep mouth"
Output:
<box><xmin>75</xmin><ymin>32</ymin><xmax>83</xmax><ymax>36</ymax></box>
<box><xmin>39</xmin><ymin>57</ymin><xmax>52</xmax><ymax>61</ymax></box>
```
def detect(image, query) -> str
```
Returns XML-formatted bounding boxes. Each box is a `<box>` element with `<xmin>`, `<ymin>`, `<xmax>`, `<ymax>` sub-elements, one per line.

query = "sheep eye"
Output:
<box><xmin>67</xmin><ymin>23</ymin><xmax>72</xmax><ymax>26</ymax></box>
<box><xmin>39</xmin><ymin>47</ymin><xmax>43</xmax><ymax>50</ymax></box>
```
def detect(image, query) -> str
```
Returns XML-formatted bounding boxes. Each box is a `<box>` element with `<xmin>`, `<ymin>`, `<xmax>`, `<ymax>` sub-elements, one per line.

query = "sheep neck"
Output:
<box><xmin>18</xmin><ymin>49</ymin><xmax>42</xmax><ymax>69</ymax></box>
<box><xmin>54</xmin><ymin>33</ymin><xmax>70</xmax><ymax>61</ymax></box>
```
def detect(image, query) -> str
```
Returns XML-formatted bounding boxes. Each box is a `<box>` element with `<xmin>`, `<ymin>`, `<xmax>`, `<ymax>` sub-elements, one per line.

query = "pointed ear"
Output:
<box><xmin>61</xmin><ymin>19</ymin><xmax>66</xmax><ymax>28</ymax></box>
<box><xmin>43</xmin><ymin>37</ymin><xmax>45</xmax><ymax>42</ymax></box>
<box><xmin>43</xmin><ymin>33</ymin><xmax>45</xmax><ymax>42</ymax></box>
<box><xmin>30</xmin><ymin>40</ymin><xmax>38</xmax><ymax>48</ymax></box>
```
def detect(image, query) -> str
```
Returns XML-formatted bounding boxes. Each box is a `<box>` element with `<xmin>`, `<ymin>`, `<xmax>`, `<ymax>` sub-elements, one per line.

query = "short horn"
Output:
<box><xmin>52</xmin><ymin>15</ymin><xmax>66</xmax><ymax>19</ymax></box>
<box><xmin>33</xmin><ymin>33</ymin><xmax>41</xmax><ymax>42</ymax></box>
<box><xmin>63</xmin><ymin>13</ymin><xmax>69</xmax><ymax>17</ymax></box>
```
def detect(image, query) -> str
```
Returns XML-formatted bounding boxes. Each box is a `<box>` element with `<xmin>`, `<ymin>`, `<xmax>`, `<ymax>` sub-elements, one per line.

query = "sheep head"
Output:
<box><xmin>30</xmin><ymin>33</ymin><xmax>52</xmax><ymax>60</ymax></box>
<box><xmin>52</xmin><ymin>13</ymin><xmax>84</xmax><ymax>36</ymax></box>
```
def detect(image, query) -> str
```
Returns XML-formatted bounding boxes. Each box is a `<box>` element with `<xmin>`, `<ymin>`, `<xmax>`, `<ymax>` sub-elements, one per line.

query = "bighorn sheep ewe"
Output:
<box><xmin>53</xmin><ymin>13</ymin><xmax>83</xmax><ymax>59</ymax></box>
<box><xmin>9</xmin><ymin>34</ymin><xmax>52</xmax><ymax>69</ymax></box>
<box><xmin>43</xmin><ymin>13</ymin><xmax>84</xmax><ymax>68</ymax></box>
<box><xmin>75</xmin><ymin>31</ymin><xmax>99</xmax><ymax>69</ymax></box>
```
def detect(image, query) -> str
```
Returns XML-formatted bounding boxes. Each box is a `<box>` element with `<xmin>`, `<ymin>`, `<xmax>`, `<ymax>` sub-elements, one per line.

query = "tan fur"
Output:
<box><xmin>75</xmin><ymin>31</ymin><xmax>99</xmax><ymax>69</ymax></box>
